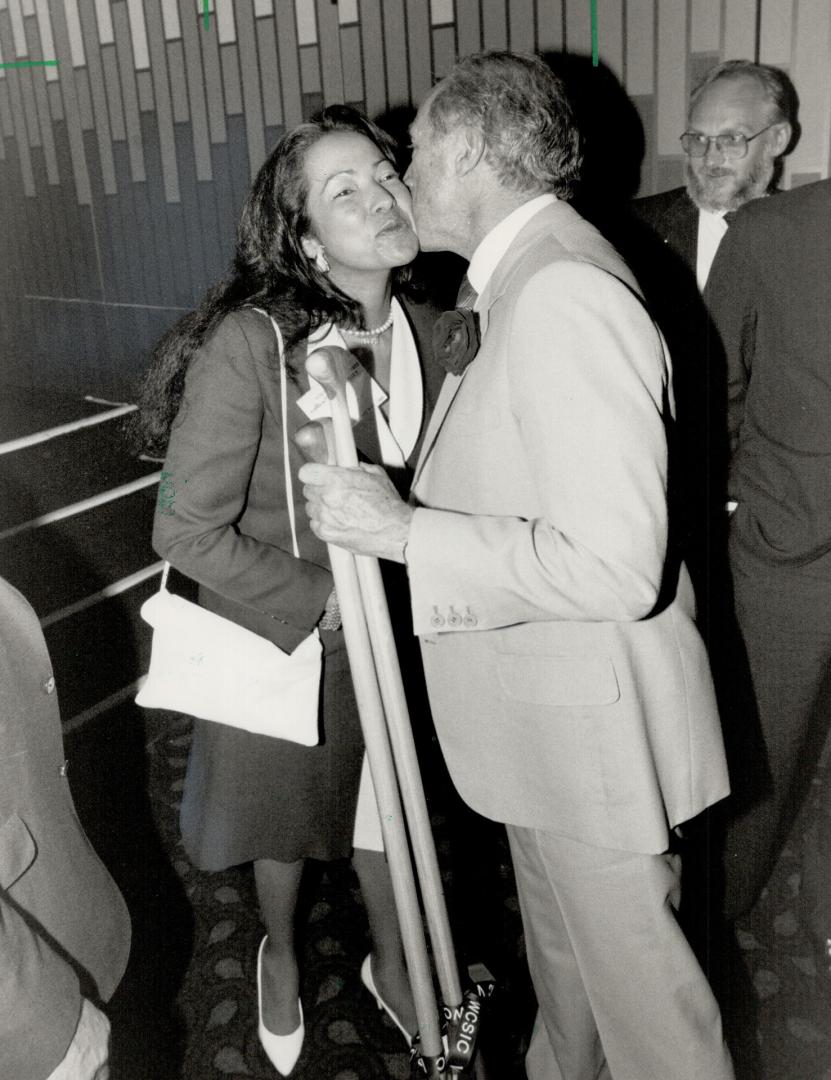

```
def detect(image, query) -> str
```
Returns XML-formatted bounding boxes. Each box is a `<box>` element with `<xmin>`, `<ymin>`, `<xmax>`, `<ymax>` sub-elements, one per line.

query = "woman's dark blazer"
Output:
<box><xmin>152</xmin><ymin>297</ymin><xmax>444</xmax><ymax>650</ymax></box>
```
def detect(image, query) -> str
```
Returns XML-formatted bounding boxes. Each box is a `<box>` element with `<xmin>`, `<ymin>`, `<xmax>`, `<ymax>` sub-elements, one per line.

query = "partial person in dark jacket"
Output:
<box><xmin>136</xmin><ymin>106</ymin><xmax>443</xmax><ymax>1074</ymax></box>
<box><xmin>705</xmin><ymin>179</ymin><xmax>831</xmax><ymax>965</ymax></box>
<box><xmin>0</xmin><ymin>574</ymin><xmax>131</xmax><ymax>1080</ymax></box>
<box><xmin>623</xmin><ymin>60</ymin><xmax>795</xmax><ymax>646</ymax></box>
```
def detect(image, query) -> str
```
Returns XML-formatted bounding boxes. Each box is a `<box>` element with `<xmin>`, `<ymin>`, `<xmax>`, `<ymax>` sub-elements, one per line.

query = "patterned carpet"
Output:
<box><xmin>84</xmin><ymin>706</ymin><xmax>532</xmax><ymax>1080</ymax></box>
<box><xmin>153</xmin><ymin>708</ymin><xmax>467</xmax><ymax>1080</ymax></box>
<box><xmin>69</xmin><ymin>704</ymin><xmax>831</xmax><ymax>1080</ymax></box>
<box><xmin>720</xmin><ymin>767</ymin><xmax>831</xmax><ymax>1080</ymax></box>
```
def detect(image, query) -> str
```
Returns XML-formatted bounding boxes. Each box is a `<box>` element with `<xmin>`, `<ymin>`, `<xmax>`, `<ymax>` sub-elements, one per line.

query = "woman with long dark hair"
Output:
<box><xmin>136</xmin><ymin>106</ymin><xmax>443</xmax><ymax>1075</ymax></box>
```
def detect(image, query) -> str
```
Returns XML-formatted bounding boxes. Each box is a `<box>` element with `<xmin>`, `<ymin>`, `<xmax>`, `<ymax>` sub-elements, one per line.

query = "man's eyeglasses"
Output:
<box><xmin>679</xmin><ymin>123</ymin><xmax>777</xmax><ymax>159</ymax></box>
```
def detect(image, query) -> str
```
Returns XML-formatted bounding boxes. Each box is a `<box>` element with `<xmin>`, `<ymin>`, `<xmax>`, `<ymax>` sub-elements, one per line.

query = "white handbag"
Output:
<box><xmin>136</xmin><ymin>310</ymin><xmax>322</xmax><ymax>745</ymax></box>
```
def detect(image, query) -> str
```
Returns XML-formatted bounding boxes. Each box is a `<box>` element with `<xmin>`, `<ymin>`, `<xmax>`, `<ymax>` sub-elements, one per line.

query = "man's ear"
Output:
<box><xmin>454</xmin><ymin>126</ymin><xmax>486</xmax><ymax>177</ymax></box>
<box><xmin>771</xmin><ymin>121</ymin><xmax>793</xmax><ymax>157</ymax></box>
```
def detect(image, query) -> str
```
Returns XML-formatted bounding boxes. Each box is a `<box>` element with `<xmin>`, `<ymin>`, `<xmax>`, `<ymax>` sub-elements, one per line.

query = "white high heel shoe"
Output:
<box><xmin>257</xmin><ymin>936</ymin><xmax>304</xmax><ymax>1076</ymax></box>
<box><xmin>360</xmin><ymin>954</ymin><xmax>413</xmax><ymax>1046</ymax></box>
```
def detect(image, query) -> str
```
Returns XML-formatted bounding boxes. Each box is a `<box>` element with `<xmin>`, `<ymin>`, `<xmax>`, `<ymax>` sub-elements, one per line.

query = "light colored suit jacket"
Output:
<box><xmin>406</xmin><ymin>200</ymin><xmax>729</xmax><ymax>855</ymax></box>
<box><xmin>0</xmin><ymin>576</ymin><xmax>131</xmax><ymax>1080</ymax></box>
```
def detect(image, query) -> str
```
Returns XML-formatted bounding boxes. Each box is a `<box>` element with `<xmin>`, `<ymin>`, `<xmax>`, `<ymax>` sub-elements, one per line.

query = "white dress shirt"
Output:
<box><xmin>467</xmin><ymin>193</ymin><xmax>558</xmax><ymax>304</ymax></box>
<box><xmin>696</xmin><ymin>208</ymin><xmax>730</xmax><ymax>290</ymax></box>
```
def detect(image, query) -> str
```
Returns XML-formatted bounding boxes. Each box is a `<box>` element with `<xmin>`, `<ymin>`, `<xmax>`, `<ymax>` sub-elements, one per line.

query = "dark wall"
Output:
<box><xmin>0</xmin><ymin>1</ymin><xmax>827</xmax><ymax>399</ymax></box>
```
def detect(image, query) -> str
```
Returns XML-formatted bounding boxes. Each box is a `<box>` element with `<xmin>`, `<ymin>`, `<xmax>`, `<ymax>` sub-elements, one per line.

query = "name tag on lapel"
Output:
<box><xmin>296</xmin><ymin>360</ymin><xmax>379</xmax><ymax>423</ymax></box>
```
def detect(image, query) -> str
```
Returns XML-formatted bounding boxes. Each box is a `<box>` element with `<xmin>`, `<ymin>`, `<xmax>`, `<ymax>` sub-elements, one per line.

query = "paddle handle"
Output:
<box><xmin>294</xmin><ymin>419</ymin><xmax>445</xmax><ymax>1055</ymax></box>
<box><xmin>301</xmin><ymin>349</ymin><xmax>464</xmax><ymax>1008</ymax></box>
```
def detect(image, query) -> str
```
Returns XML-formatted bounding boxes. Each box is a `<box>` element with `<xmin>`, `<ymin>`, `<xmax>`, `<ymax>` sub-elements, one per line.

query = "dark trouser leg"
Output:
<box><xmin>721</xmin><ymin>562</ymin><xmax>831</xmax><ymax>919</ymax></box>
<box><xmin>798</xmin><ymin>667</ymin><xmax>831</xmax><ymax>963</ymax></box>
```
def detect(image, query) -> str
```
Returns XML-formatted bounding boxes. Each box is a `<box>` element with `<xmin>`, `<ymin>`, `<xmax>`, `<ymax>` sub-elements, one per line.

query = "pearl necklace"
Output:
<box><xmin>341</xmin><ymin>311</ymin><xmax>394</xmax><ymax>345</ymax></box>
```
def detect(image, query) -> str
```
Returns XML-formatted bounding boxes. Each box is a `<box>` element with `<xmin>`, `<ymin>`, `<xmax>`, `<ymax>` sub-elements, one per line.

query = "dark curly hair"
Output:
<box><xmin>133</xmin><ymin>105</ymin><xmax>416</xmax><ymax>455</ymax></box>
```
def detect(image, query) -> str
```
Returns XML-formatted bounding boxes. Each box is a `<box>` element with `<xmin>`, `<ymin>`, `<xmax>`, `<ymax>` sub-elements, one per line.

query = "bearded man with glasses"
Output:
<box><xmin>620</xmin><ymin>60</ymin><xmax>796</xmax><ymax>634</ymax></box>
<box><xmin>610</xmin><ymin>62</ymin><xmax>798</xmax><ymax>975</ymax></box>
<box><xmin>622</xmin><ymin>61</ymin><xmax>796</xmax><ymax>630</ymax></box>
<box><xmin>638</xmin><ymin>59</ymin><xmax>795</xmax><ymax>292</ymax></box>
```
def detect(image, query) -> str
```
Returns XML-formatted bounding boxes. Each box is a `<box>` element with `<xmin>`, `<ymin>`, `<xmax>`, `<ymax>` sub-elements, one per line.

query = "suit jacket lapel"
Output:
<box><xmin>343</xmin><ymin>295</ymin><xmax>445</xmax><ymax>470</ymax></box>
<box><xmin>411</xmin><ymin>370</ymin><xmax>468</xmax><ymax>488</ymax></box>
<box><xmin>399</xmin><ymin>295</ymin><xmax>445</xmax><ymax>468</ymax></box>
<box><xmin>660</xmin><ymin>190</ymin><xmax>698</xmax><ymax>270</ymax></box>
<box><xmin>412</xmin><ymin>201</ymin><xmax>582</xmax><ymax>487</ymax></box>
<box><xmin>266</xmin><ymin>296</ymin><xmax>445</xmax><ymax>474</ymax></box>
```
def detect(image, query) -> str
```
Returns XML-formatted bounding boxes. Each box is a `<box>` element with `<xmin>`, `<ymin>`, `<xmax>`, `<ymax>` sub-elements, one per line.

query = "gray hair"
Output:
<box><xmin>689</xmin><ymin>59</ymin><xmax>798</xmax><ymax>127</ymax></box>
<box><xmin>425</xmin><ymin>51</ymin><xmax>583</xmax><ymax>199</ymax></box>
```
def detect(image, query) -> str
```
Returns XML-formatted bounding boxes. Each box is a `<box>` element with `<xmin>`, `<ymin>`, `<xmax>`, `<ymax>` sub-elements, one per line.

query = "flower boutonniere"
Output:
<box><xmin>432</xmin><ymin>308</ymin><xmax>481</xmax><ymax>376</ymax></box>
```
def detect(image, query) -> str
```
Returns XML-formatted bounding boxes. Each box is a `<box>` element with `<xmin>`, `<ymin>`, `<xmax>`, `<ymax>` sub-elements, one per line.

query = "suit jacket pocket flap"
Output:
<box><xmin>497</xmin><ymin>655</ymin><xmax>620</xmax><ymax>707</ymax></box>
<box><xmin>0</xmin><ymin>812</ymin><xmax>36</xmax><ymax>890</ymax></box>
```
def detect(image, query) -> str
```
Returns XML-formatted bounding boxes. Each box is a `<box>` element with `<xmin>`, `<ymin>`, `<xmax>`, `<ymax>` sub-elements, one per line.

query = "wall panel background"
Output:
<box><xmin>1</xmin><ymin>0</ymin><xmax>828</xmax><ymax>398</ymax></box>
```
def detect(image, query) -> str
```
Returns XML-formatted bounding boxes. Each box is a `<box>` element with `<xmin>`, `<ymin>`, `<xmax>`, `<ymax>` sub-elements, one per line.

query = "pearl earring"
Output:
<box><xmin>314</xmin><ymin>249</ymin><xmax>330</xmax><ymax>273</ymax></box>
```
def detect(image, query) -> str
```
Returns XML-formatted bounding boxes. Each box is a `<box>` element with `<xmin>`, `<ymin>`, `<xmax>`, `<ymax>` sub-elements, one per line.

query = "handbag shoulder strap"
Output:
<box><xmin>249</xmin><ymin>306</ymin><xmax>299</xmax><ymax>558</ymax></box>
<box><xmin>157</xmin><ymin>308</ymin><xmax>301</xmax><ymax>597</ymax></box>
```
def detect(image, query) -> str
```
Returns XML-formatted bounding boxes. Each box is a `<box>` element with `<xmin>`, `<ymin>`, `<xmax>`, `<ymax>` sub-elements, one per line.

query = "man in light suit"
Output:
<box><xmin>0</xmin><ymin>574</ymin><xmax>131</xmax><ymax>1080</ymax></box>
<box><xmin>301</xmin><ymin>52</ymin><xmax>734</xmax><ymax>1079</ymax></box>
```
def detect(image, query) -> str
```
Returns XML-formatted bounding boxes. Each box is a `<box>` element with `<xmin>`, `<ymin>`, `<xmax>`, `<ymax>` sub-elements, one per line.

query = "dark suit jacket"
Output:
<box><xmin>705</xmin><ymin>179</ymin><xmax>831</xmax><ymax>573</ymax></box>
<box><xmin>0</xmin><ymin>577</ymin><xmax>131</xmax><ymax>1080</ymax></box>
<box><xmin>633</xmin><ymin>186</ymin><xmax>699</xmax><ymax>272</ymax></box>
<box><xmin>629</xmin><ymin>188</ymin><xmax>708</xmax><ymax>463</ymax></box>
<box><xmin>612</xmin><ymin>189</ymin><xmax>729</xmax><ymax>635</ymax></box>
<box><xmin>153</xmin><ymin>298</ymin><xmax>445</xmax><ymax>652</ymax></box>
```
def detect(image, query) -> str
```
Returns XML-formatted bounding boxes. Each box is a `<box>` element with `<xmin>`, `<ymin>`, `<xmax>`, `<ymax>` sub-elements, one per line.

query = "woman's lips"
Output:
<box><xmin>377</xmin><ymin>217</ymin><xmax>407</xmax><ymax>236</ymax></box>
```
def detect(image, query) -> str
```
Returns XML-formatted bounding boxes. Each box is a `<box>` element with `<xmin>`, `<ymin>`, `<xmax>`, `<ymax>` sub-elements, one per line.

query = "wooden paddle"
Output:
<box><xmin>296</xmin><ymin>346</ymin><xmax>493</xmax><ymax>1078</ymax></box>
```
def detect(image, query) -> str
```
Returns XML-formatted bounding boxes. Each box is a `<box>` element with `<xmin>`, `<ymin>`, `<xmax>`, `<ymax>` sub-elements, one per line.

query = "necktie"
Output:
<box><xmin>456</xmin><ymin>273</ymin><xmax>478</xmax><ymax>310</ymax></box>
<box><xmin>723</xmin><ymin>210</ymin><xmax>738</xmax><ymax>226</ymax></box>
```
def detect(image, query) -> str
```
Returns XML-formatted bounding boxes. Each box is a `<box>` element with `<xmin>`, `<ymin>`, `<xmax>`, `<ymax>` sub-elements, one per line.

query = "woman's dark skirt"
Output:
<box><xmin>179</xmin><ymin>630</ymin><xmax>364</xmax><ymax>869</ymax></box>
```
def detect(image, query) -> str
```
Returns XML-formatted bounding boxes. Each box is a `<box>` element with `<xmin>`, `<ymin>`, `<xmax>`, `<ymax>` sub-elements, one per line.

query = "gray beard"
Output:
<box><xmin>685</xmin><ymin>157</ymin><xmax>774</xmax><ymax>213</ymax></box>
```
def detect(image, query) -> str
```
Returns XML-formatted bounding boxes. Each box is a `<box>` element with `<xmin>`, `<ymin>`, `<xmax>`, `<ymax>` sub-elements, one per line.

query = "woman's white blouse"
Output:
<box><xmin>300</xmin><ymin>297</ymin><xmax>424</xmax><ymax>470</ymax></box>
